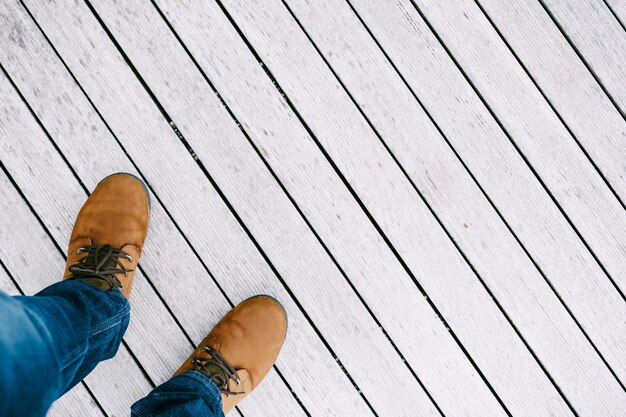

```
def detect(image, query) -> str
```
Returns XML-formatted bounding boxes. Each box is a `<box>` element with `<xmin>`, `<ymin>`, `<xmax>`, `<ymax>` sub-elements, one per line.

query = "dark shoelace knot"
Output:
<box><xmin>67</xmin><ymin>244</ymin><xmax>133</xmax><ymax>290</ymax></box>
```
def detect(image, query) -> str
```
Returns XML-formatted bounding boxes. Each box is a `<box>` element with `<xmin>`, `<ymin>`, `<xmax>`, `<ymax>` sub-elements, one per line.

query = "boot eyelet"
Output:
<box><xmin>125</xmin><ymin>255</ymin><xmax>133</xmax><ymax>262</ymax></box>
<box><xmin>77</xmin><ymin>247</ymin><xmax>86</xmax><ymax>254</ymax></box>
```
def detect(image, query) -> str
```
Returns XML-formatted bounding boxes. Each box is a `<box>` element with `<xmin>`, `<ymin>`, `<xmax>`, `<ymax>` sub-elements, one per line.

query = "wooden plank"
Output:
<box><xmin>92</xmin><ymin>0</ymin><xmax>512</xmax><ymax>415</ymax></box>
<box><xmin>6</xmin><ymin>0</ymin><xmax>382</xmax><ymax>415</ymax></box>
<box><xmin>408</xmin><ymin>0</ymin><xmax>626</xmax><ymax>297</ymax></box>
<box><xmin>48</xmin><ymin>384</ymin><xmax>105</xmax><ymax>417</ymax></box>
<box><xmin>0</xmin><ymin>260</ymin><xmax>105</xmax><ymax>417</ymax></box>
<box><xmin>605</xmin><ymin>0</ymin><xmax>626</xmax><ymax>26</ymax></box>
<box><xmin>194</xmin><ymin>0</ymin><xmax>626</xmax><ymax>414</ymax></box>
<box><xmin>24</xmin><ymin>0</ymin><xmax>432</xmax><ymax>414</ymax></box>
<box><xmin>282</xmin><ymin>0</ymin><xmax>626</xmax><ymax>394</ymax></box>
<box><xmin>344</xmin><ymin>0</ymin><xmax>626</xmax><ymax>413</ymax></box>
<box><xmin>153</xmin><ymin>0</ymin><xmax>578</xmax><ymax>415</ymax></box>
<box><xmin>476</xmin><ymin>0</ymin><xmax>626</xmax><ymax>204</ymax></box>
<box><xmin>540</xmin><ymin>0</ymin><xmax>626</xmax><ymax>113</ymax></box>
<box><xmin>327</xmin><ymin>0</ymin><xmax>626</xmax><ymax>386</ymax></box>
<box><xmin>14</xmin><ymin>344</ymin><xmax>105</xmax><ymax>415</ymax></box>
<box><xmin>343</xmin><ymin>0</ymin><xmax>626</xmax><ymax>356</ymax></box>
<box><xmin>0</xmin><ymin>5</ymin><xmax>306</xmax><ymax>416</ymax></box>
<box><xmin>0</xmin><ymin>265</ymin><xmax>20</xmax><ymax>296</ymax></box>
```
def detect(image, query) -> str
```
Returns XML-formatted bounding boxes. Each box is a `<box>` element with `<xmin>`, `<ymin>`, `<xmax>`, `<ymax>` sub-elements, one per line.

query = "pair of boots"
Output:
<box><xmin>63</xmin><ymin>173</ymin><xmax>287</xmax><ymax>413</ymax></box>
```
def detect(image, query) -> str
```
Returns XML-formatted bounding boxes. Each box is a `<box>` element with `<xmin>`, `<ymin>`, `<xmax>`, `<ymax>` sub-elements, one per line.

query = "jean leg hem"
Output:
<box><xmin>131</xmin><ymin>404</ymin><xmax>152</xmax><ymax>417</ymax></box>
<box><xmin>131</xmin><ymin>370</ymin><xmax>224</xmax><ymax>417</ymax></box>
<box><xmin>179</xmin><ymin>370</ymin><xmax>223</xmax><ymax>401</ymax></box>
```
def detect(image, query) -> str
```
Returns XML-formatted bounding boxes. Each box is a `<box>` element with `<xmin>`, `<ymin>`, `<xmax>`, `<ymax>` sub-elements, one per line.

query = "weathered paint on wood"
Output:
<box><xmin>541</xmin><ymin>0</ymin><xmax>626</xmax><ymax>113</ymax></box>
<box><xmin>477</xmin><ymin>0</ymin><xmax>626</xmax><ymax>204</ymax></box>
<box><xmin>1</xmin><ymin>0</ymin><xmax>624</xmax><ymax>415</ymax></box>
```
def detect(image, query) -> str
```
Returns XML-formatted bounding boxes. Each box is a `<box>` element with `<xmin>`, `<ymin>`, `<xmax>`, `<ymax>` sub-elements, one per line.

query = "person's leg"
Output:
<box><xmin>0</xmin><ymin>280</ymin><xmax>129</xmax><ymax>417</ymax></box>
<box><xmin>0</xmin><ymin>172</ymin><xmax>150</xmax><ymax>417</ymax></box>
<box><xmin>131</xmin><ymin>295</ymin><xmax>288</xmax><ymax>417</ymax></box>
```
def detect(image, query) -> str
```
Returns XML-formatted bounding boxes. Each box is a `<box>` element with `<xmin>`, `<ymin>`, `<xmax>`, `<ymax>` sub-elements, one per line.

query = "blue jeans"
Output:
<box><xmin>0</xmin><ymin>280</ymin><xmax>224</xmax><ymax>417</ymax></box>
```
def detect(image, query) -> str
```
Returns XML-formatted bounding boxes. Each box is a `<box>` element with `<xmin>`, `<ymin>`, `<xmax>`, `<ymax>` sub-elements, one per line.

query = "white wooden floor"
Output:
<box><xmin>1</xmin><ymin>0</ymin><xmax>625</xmax><ymax>416</ymax></box>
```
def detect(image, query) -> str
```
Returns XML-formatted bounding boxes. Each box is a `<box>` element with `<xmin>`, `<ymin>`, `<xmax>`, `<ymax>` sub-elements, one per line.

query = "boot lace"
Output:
<box><xmin>193</xmin><ymin>345</ymin><xmax>244</xmax><ymax>396</ymax></box>
<box><xmin>67</xmin><ymin>244</ymin><xmax>133</xmax><ymax>290</ymax></box>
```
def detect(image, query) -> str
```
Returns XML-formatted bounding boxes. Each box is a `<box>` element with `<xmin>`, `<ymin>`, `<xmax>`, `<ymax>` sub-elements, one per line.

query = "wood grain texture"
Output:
<box><xmin>408</xmin><ymin>0</ymin><xmax>626</xmax><ymax>298</ymax></box>
<box><xmin>604</xmin><ymin>0</ymin><xmax>626</xmax><ymax>26</ymax></box>
<box><xmin>0</xmin><ymin>265</ymin><xmax>20</xmax><ymax>295</ymax></box>
<box><xmin>541</xmin><ymin>0</ymin><xmax>626</xmax><ymax>113</ymax></box>
<box><xmin>186</xmin><ymin>0</ymin><xmax>581</xmax><ymax>414</ymax></box>
<box><xmin>0</xmin><ymin>254</ymin><xmax>105</xmax><ymax>417</ymax></box>
<box><xmin>477</xmin><ymin>0</ymin><xmax>626</xmax><ymax>204</ymax></box>
<box><xmin>281</xmin><ymin>0</ymin><xmax>626</xmax><ymax>398</ymax></box>
<box><xmin>346</xmin><ymin>1</ymin><xmax>626</xmax><ymax>414</ymax></box>
<box><xmin>213</xmin><ymin>1</ymin><xmax>621</xmax><ymax>412</ymax></box>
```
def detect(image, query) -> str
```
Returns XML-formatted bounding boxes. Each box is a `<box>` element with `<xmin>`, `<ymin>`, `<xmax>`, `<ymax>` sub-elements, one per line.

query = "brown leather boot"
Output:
<box><xmin>64</xmin><ymin>173</ymin><xmax>150</xmax><ymax>298</ymax></box>
<box><xmin>174</xmin><ymin>295</ymin><xmax>288</xmax><ymax>413</ymax></box>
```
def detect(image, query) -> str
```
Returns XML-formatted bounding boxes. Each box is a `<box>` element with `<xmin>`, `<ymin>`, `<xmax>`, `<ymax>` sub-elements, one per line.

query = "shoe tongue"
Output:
<box><xmin>201</xmin><ymin>363</ymin><xmax>228</xmax><ymax>387</ymax></box>
<box><xmin>80</xmin><ymin>277</ymin><xmax>115</xmax><ymax>291</ymax></box>
<box><xmin>68</xmin><ymin>245</ymin><xmax>126</xmax><ymax>291</ymax></box>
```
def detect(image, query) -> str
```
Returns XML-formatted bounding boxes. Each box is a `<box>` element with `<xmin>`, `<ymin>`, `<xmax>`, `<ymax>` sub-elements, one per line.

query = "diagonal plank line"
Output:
<box><xmin>537</xmin><ymin>0</ymin><xmax>625</xmax><ymax>120</ymax></box>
